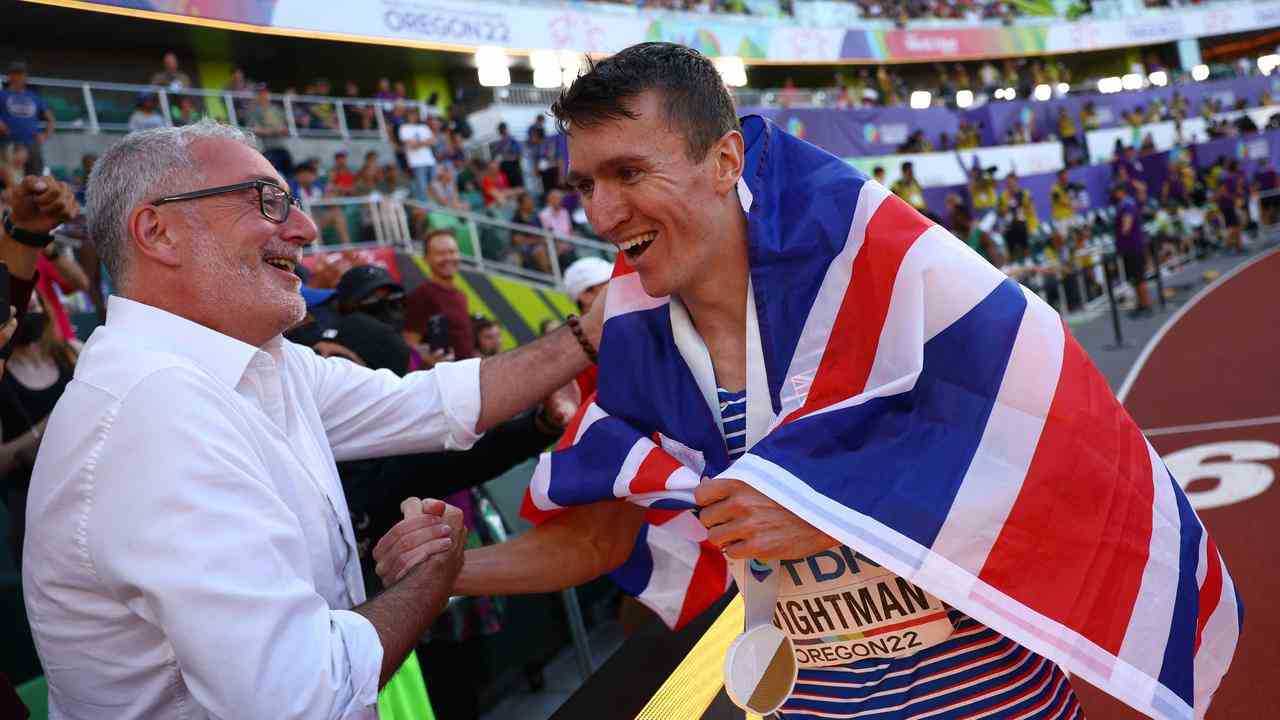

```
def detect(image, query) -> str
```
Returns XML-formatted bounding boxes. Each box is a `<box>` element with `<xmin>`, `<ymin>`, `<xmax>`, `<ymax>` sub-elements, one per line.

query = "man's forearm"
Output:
<box><xmin>454</xmin><ymin>501</ymin><xmax>646</xmax><ymax>596</ymax></box>
<box><xmin>476</xmin><ymin>324</ymin><xmax>590</xmax><ymax>432</ymax></box>
<box><xmin>354</xmin><ymin>554</ymin><xmax>455</xmax><ymax>687</ymax></box>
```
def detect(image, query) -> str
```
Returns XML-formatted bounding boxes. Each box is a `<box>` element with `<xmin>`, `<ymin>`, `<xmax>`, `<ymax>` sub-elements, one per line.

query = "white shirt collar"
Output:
<box><xmin>104</xmin><ymin>295</ymin><xmax>277</xmax><ymax>389</ymax></box>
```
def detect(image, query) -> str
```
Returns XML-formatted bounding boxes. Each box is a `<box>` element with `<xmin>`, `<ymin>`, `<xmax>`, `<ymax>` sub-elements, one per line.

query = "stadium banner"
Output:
<box><xmin>744</xmin><ymin>106</ymin><xmax>961</xmax><ymax>156</ymax></box>
<box><xmin>966</xmin><ymin>76</ymin><xmax>1279</xmax><ymax>148</ymax></box>
<box><xmin>40</xmin><ymin>0</ymin><xmax>1280</xmax><ymax>62</ymax></box>
<box><xmin>1084</xmin><ymin>104</ymin><xmax>1279</xmax><ymax>164</ymax></box>
<box><xmin>1190</xmin><ymin>128</ymin><xmax>1280</xmax><ymax>175</ymax></box>
<box><xmin>846</xmin><ymin>141</ymin><xmax>1064</xmax><ymax>188</ymax></box>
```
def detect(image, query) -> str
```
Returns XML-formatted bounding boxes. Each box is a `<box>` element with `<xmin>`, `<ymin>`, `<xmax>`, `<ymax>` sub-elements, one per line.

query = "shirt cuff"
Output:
<box><xmin>433</xmin><ymin>357</ymin><xmax>483</xmax><ymax>450</ymax></box>
<box><xmin>331</xmin><ymin>609</ymin><xmax>383</xmax><ymax>712</ymax></box>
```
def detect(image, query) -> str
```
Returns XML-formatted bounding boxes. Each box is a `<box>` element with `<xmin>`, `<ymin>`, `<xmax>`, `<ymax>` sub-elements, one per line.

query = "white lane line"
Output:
<box><xmin>1143</xmin><ymin>415</ymin><xmax>1280</xmax><ymax>437</ymax></box>
<box><xmin>1116</xmin><ymin>245</ymin><xmax>1280</xmax><ymax>403</ymax></box>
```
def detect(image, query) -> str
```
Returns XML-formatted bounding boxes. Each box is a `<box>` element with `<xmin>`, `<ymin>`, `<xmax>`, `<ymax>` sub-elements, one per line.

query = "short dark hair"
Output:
<box><xmin>423</xmin><ymin>229</ymin><xmax>456</xmax><ymax>252</ymax></box>
<box><xmin>551</xmin><ymin>42</ymin><xmax>739</xmax><ymax>162</ymax></box>
<box><xmin>473</xmin><ymin>316</ymin><xmax>498</xmax><ymax>343</ymax></box>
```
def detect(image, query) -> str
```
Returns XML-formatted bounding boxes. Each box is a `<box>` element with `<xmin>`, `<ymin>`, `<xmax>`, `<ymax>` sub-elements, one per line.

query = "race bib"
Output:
<box><xmin>766</xmin><ymin>547</ymin><xmax>954</xmax><ymax>668</ymax></box>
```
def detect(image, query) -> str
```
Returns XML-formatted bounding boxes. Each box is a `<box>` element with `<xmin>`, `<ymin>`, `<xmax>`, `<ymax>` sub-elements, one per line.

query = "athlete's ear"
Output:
<box><xmin>710</xmin><ymin>130</ymin><xmax>745</xmax><ymax>197</ymax></box>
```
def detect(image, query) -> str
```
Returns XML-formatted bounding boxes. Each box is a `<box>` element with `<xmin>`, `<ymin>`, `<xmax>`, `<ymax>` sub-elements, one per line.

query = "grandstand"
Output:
<box><xmin>3</xmin><ymin>0</ymin><xmax>1279</xmax><ymax>718</ymax></box>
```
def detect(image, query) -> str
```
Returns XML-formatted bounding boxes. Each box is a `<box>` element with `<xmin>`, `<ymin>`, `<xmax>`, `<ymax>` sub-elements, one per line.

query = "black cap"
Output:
<box><xmin>323</xmin><ymin>314</ymin><xmax>411</xmax><ymax>376</ymax></box>
<box><xmin>335</xmin><ymin>264</ymin><xmax>403</xmax><ymax>305</ymax></box>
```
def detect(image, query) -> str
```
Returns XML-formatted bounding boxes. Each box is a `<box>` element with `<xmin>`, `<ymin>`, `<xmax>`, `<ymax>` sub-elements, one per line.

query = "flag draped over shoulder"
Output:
<box><xmin>520</xmin><ymin>116</ymin><xmax>1240</xmax><ymax>720</ymax></box>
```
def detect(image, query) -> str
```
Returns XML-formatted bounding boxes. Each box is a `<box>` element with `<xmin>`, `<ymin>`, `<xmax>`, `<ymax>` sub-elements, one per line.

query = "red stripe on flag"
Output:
<box><xmin>979</xmin><ymin>329</ymin><xmax>1155</xmax><ymax>655</ymax></box>
<box><xmin>782</xmin><ymin>193</ymin><xmax>931</xmax><ymax>424</ymax></box>
<box><xmin>674</xmin><ymin>542</ymin><xmax>729</xmax><ymax>629</ymax></box>
<box><xmin>1194</xmin><ymin>536</ymin><xmax>1225</xmax><ymax>653</ymax></box>
<box><xmin>519</xmin><ymin>488</ymin><xmax>567</xmax><ymax>525</ymax></box>
<box><xmin>646</xmin><ymin>508</ymin><xmax>687</xmax><ymax>525</ymax></box>
<box><xmin>612</xmin><ymin>254</ymin><xmax>633</xmax><ymax>278</ymax></box>
<box><xmin>629</xmin><ymin>448</ymin><xmax>686</xmax><ymax>495</ymax></box>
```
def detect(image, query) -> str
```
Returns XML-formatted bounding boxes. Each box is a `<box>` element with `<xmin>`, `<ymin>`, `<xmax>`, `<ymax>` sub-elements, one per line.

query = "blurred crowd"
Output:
<box><xmin>595</xmin><ymin>0</ymin><xmax>1036</xmax><ymax>20</ymax></box>
<box><xmin>883</xmin><ymin>140</ymin><xmax>1280</xmax><ymax>319</ymax></box>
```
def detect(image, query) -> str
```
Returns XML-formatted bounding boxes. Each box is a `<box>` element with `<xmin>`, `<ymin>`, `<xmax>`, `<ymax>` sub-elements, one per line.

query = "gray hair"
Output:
<box><xmin>86</xmin><ymin>119</ymin><xmax>259</xmax><ymax>289</ymax></box>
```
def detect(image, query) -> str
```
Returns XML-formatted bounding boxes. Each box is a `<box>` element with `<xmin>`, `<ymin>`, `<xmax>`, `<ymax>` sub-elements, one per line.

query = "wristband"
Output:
<box><xmin>2</xmin><ymin>210</ymin><xmax>53</xmax><ymax>249</ymax></box>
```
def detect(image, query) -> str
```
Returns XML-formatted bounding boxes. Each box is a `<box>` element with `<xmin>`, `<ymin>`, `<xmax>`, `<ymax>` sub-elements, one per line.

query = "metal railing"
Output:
<box><xmin>3</xmin><ymin>74</ymin><xmax>438</xmax><ymax>141</ymax></box>
<box><xmin>302</xmin><ymin>193</ymin><xmax>616</xmax><ymax>290</ymax></box>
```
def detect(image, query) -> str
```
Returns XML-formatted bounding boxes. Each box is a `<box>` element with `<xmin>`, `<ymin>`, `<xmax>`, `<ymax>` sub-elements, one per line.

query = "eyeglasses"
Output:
<box><xmin>152</xmin><ymin>180</ymin><xmax>301</xmax><ymax>224</ymax></box>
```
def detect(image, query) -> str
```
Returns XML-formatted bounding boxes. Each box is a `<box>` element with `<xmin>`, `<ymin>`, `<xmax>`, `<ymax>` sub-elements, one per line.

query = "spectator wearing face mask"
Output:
<box><xmin>334</xmin><ymin>264</ymin><xmax>408</xmax><ymax>334</ymax></box>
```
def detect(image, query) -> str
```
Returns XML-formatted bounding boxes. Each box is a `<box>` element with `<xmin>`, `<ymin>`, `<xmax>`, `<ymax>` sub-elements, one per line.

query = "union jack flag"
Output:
<box><xmin>521</xmin><ymin>116</ymin><xmax>1240</xmax><ymax>719</ymax></box>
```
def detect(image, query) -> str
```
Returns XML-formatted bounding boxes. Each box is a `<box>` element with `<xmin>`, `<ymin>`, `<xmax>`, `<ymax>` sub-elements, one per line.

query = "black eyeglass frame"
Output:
<box><xmin>151</xmin><ymin>180</ymin><xmax>301</xmax><ymax>224</ymax></box>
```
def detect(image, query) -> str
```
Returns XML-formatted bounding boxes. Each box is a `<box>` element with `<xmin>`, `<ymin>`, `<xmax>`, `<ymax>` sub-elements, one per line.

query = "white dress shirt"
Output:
<box><xmin>22</xmin><ymin>296</ymin><xmax>482</xmax><ymax>720</ymax></box>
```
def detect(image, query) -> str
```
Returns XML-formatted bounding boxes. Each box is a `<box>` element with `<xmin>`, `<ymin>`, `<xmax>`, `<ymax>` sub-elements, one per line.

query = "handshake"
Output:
<box><xmin>373</xmin><ymin>497</ymin><xmax>468</xmax><ymax>588</ymax></box>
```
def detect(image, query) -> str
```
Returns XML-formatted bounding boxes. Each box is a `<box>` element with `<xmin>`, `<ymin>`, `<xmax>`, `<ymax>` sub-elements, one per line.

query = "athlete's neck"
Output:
<box><xmin>681</xmin><ymin>212</ymin><xmax>750</xmax><ymax>392</ymax></box>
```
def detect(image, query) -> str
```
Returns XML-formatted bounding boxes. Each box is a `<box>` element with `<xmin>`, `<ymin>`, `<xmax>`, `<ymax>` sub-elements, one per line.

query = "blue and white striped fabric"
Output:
<box><xmin>783</xmin><ymin>612</ymin><xmax>1081</xmax><ymax>720</ymax></box>
<box><xmin>718</xmin><ymin>388</ymin><xmax>748</xmax><ymax>461</ymax></box>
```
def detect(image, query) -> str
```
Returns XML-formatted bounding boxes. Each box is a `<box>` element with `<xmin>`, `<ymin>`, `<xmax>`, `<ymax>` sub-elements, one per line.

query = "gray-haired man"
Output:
<box><xmin>23</xmin><ymin>119</ymin><xmax>604</xmax><ymax>719</ymax></box>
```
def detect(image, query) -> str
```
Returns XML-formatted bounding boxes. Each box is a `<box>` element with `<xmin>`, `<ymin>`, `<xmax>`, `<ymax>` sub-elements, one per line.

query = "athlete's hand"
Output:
<box><xmin>373</xmin><ymin>498</ymin><xmax>467</xmax><ymax>584</ymax></box>
<box><xmin>695</xmin><ymin>478</ymin><xmax>839</xmax><ymax>561</ymax></box>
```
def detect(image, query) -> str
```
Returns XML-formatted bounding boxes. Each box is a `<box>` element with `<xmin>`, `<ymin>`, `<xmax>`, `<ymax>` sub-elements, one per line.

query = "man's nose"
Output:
<box><xmin>587</xmin><ymin>184</ymin><xmax>630</xmax><ymax>240</ymax></box>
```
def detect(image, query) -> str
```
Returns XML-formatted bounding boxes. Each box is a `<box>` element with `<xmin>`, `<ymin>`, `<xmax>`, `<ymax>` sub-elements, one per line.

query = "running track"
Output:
<box><xmin>1074</xmin><ymin>247</ymin><xmax>1280</xmax><ymax>719</ymax></box>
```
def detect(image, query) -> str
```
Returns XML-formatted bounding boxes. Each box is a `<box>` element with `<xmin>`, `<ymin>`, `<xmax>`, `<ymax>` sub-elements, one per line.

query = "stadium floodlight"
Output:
<box><xmin>1121</xmin><ymin>73</ymin><xmax>1144</xmax><ymax>91</ymax></box>
<box><xmin>1003</xmin><ymin>87</ymin><xmax>1017</xmax><ymax>100</ymax></box>
<box><xmin>955</xmin><ymin>89</ymin><xmax>974</xmax><ymax>108</ymax></box>
<box><xmin>1033</xmin><ymin>84</ymin><xmax>1052</xmax><ymax>102</ymax></box>
<box><xmin>992</xmin><ymin>88</ymin><xmax>1005</xmax><ymax>100</ymax></box>
<box><xmin>713</xmin><ymin>56</ymin><xmax>748</xmax><ymax>88</ymax></box>
<box><xmin>909</xmin><ymin>90</ymin><xmax>932</xmax><ymax>109</ymax></box>
<box><xmin>478</xmin><ymin>65</ymin><xmax>512</xmax><ymax>87</ymax></box>
<box><xmin>475</xmin><ymin>46</ymin><xmax>511</xmax><ymax>87</ymax></box>
<box><xmin>530</xmin><ymin>50</ymin><xmax>559</xmax><ymax>72</ymax></box>
<box><xmin>1258</xmin><ymin>55</ymin><xmax>1280</xmax><ymax>75</ymax></box>
<box><xmin>1192</xmin><ymin>64</ymin><xmax>1210</xmax><ymax>81</ymax></box>
<box><xmin>1097</xmin><ymin>76</ymin><xmax>1122</xmax><ymax>94</ymax></box>
<box><xmin>1148</xmin><ymin>71</ymin><xmax>1168</xmax><ymax>87</ymax></box>
<box><xmin>1056</xmin><ymin>82</ymin><xmax>1070</xmax><ymax>96</ymax></box>
<box><xmin>533</xmin><ymin>65</ymin><xmax>561</xmax><ymax>89</ymax></box>
<box><xmin>530</xmin><ymin>50</ymin><xmax>562</xmax><ymax>89</ymax></box>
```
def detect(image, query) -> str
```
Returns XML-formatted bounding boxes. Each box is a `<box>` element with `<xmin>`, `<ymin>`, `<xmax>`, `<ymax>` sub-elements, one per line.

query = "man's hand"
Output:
<box><xmin>579</xmin><ymin>281</ymin><xmax>608</xmax><ymax>349</ymax></box>
<box><xmin>695</xmin><ymin>478</ymin><xmax>839</xmax><ymax>561</ymax></box>
<box><xmin>539</xmin><ymin>382</ymin><xmax>580</xmax><ymax>430</ymax></box>
<box><xmin>372</xmin><ymin>498</ymin><xmax>467</xmax><ymax>585</ymax></box>
<box><xmin>414</xmin><ymin>345</ymin><xmax>455</xmax><ymax>370</ymax></box>
<box><xmin>3</xmin><ymin>176</ymin><xmax>79</xmax><ymax>235</ymax></box>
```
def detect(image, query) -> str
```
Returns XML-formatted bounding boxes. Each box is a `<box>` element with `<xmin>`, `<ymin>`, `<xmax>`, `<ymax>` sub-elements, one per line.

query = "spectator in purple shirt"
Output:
<box><xmin>1254</xmin><ymin>158</ymin><xmax>1279</xmax><ymax>227</ymax></box>
<box><xmin>1215</xmin><ymin>161</ymin><xmax>1245</xmax><ymax>253</ymax></box>
<box><xmin>1113</xmin><ymin>183</ymin><xmax>1151</xmax><ymax>317</ymax></box>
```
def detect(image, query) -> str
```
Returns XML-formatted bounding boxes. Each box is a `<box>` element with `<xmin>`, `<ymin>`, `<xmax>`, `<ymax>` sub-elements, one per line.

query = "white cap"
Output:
<box><xmin>562</xmin><ymin>256</ymin><xmax>614</xmax><ymax>303</ymax></box>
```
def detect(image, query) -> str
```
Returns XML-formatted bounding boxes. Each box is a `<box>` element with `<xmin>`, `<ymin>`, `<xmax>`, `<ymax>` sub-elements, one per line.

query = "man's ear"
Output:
<box><xmin>128</xmin><ymin>205</ymin><xmax>184</xmax><ymax>269</ymax></box>
<box><xmin>710</xmin><ymin>130</ymin><xmax>746</xmax><ymax>196</ymax></box>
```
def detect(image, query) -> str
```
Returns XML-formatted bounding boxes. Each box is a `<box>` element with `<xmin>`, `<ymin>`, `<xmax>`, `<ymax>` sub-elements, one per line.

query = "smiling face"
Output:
<box><xmin>565</xmin><ymin>90</ymin><xmax>741</xmax><ymax>299</ymax></box>
<box><xmin>154</xmin><ymin>138</ymin><xmax>317</xmax><ymax>345</ymax></box>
